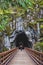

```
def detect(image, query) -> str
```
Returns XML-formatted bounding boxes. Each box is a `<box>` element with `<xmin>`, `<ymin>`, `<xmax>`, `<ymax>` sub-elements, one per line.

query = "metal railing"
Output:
<box><xmin>25</xmin><ymin>48</ymin><xmax>43</xmax><ymax>65</ymax></box>
<box><xmin>0</xmin><ymin>48</ymin><xmax>18</xmax><ymax>65</ymax></box>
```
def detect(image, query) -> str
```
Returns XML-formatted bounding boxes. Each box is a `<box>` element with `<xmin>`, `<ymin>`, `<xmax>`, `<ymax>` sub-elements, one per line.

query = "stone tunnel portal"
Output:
<box><xmin>15</xmin><ymin>31</ymin><xmax>32</xmax><ymax>48</ymax></box>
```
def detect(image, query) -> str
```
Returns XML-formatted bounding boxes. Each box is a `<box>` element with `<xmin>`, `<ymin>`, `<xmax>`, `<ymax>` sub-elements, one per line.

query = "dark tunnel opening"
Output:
<box><xmin>15</xmin><ymin>31</ymin><xmax>32</xmax><ymax>48</ymax></box>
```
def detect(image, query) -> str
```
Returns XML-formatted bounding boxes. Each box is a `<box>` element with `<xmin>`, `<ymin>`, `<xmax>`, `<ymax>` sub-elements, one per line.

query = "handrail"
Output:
<box><xmin>0</xmin><ymin>48</ymin><xmax>18</xmax><ymax>65</ymax></box>
<box><xmin>25</xmin><ymin>48</ymin><xmax>43</xmax><ymax>65</ymax></box>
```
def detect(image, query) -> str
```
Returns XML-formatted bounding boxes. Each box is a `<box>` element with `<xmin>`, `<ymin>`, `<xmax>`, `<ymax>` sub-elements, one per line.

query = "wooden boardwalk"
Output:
<box><xmin>8</xmin><ymin>50</ymin><xmax>36</xmax><ymax>65</ymax></box>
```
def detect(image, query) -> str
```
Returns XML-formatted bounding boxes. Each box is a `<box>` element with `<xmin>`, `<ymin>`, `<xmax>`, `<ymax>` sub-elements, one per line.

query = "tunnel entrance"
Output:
<box><xmin>15</xmin><ymin>30</ymin><xmax>32</xmax><ymax>48</ymax></box>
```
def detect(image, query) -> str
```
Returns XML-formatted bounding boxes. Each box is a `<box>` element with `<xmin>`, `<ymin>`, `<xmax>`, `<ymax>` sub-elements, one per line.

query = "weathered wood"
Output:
<box><xmin>25</xmin><ymin>48</ymin><xmax>43</xmax><ymax>65</ymax></box>
<box><xmin>8</xmin><ymin>50</ymin><xmax>36</xmax><ymax>65</ymax></box>
<box><xmin>0</xmin><ymin>47</ymin><xmax>43</xmax><ymax>65</ymax></box>
<box><xmin>0</xmin><ymin>48</ymin><xmax>18</xmax><ymax>65</ymax></box>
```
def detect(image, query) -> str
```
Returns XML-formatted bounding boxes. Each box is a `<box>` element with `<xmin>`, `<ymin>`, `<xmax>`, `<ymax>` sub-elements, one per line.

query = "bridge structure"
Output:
<box><xmin>0</xmin><ymin>48</ymin><xmax>43</xmax><ymax>65</ymax></box>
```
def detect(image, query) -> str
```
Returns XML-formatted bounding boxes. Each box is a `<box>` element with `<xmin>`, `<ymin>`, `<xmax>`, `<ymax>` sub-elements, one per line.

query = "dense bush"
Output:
<box><xmin>34</xmin><ymin>42</ymin><xmax>43</xmax><ymax>52</ymax></box>
<box><xmin>2</xmin><ymin>46</ymin><xmax>9</xmax><ymax>52</ymax></box>
<box><xmin>0</xmin><ymin>46</ymin><xmax>9</xmax><ymax>53</ymax></box>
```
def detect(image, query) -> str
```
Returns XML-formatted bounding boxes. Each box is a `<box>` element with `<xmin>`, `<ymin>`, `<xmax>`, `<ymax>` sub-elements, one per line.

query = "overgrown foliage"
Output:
<box><xmin>34</xmin><ymin>41</ymin><xmax>43</xmax><ymax>52</ymax></box>
<box><xmin>0</xmin><ymin>0</ymin><xmax>43</xmax><ymax>32</ymax></box>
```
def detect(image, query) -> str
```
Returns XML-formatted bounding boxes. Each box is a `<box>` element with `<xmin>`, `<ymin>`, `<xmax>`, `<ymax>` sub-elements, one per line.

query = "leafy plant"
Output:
<box><xmin>34</xmin><ymin>42</ymin><xmax>43</xmax><ymax>52</ymax></box>
<box><xmin>0</xmin><ymin>14</ymin><xmax>12</xmax><ymax>32</ymax></box>
<box><xmin>0</xmin><ymin>0</ymin><xmax>42</xmax><ymax>33</ymax></box>
<box><xmin>2</xmin><ymin>46</ymin><xmax>9</xmax><ymax>52</ymax></box>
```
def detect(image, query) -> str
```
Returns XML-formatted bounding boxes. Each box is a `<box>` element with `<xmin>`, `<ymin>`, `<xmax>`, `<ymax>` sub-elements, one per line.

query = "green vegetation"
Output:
<box><xmin>0</xmin><ymin>0</ymin><xmax>35</xmax><ymax>33</ymax></box>
<box><xmin>0</xmin><ymin>46</ymin><xmax>9</xmax><ymax>53</ymax></box>
<box><xmin>0</xmin><ymin>0</ymin><xmax>43</xmax><ymax>52</ymax></box>
<box><xmin>0</xmin><ymin>0</ymin><xmax>42</xmax><ymax>33</ymax></box>
<box><xmin>2</xmin><ymin>46</ymin><xmax>9</xmax><ymax>52</ymax></box>
<box><xmin>40</xmin><ymin>24</ymin><xmax>43</xmax><ymax>29</ymax></box>
<box><xmin>34</xmin><ymin>41</ymin><xmax>43</xmax><ymax>52</ymax></box>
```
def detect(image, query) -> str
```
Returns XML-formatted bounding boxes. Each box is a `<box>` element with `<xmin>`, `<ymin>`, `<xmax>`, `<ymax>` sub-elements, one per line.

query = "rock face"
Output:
<box><xmin>4</xmin><ymin>36</ymin><xmax>10</xmax><ymax>50</ymax></box>
<box><xmin>0</xmin><ymin>36</ymin><xmax>4</xmax><ymax>52</ymax></box>
<box><xmin>15</xmin><ymin>30</ymin><xmax>32</xmax><ymax>48</ymax></box>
